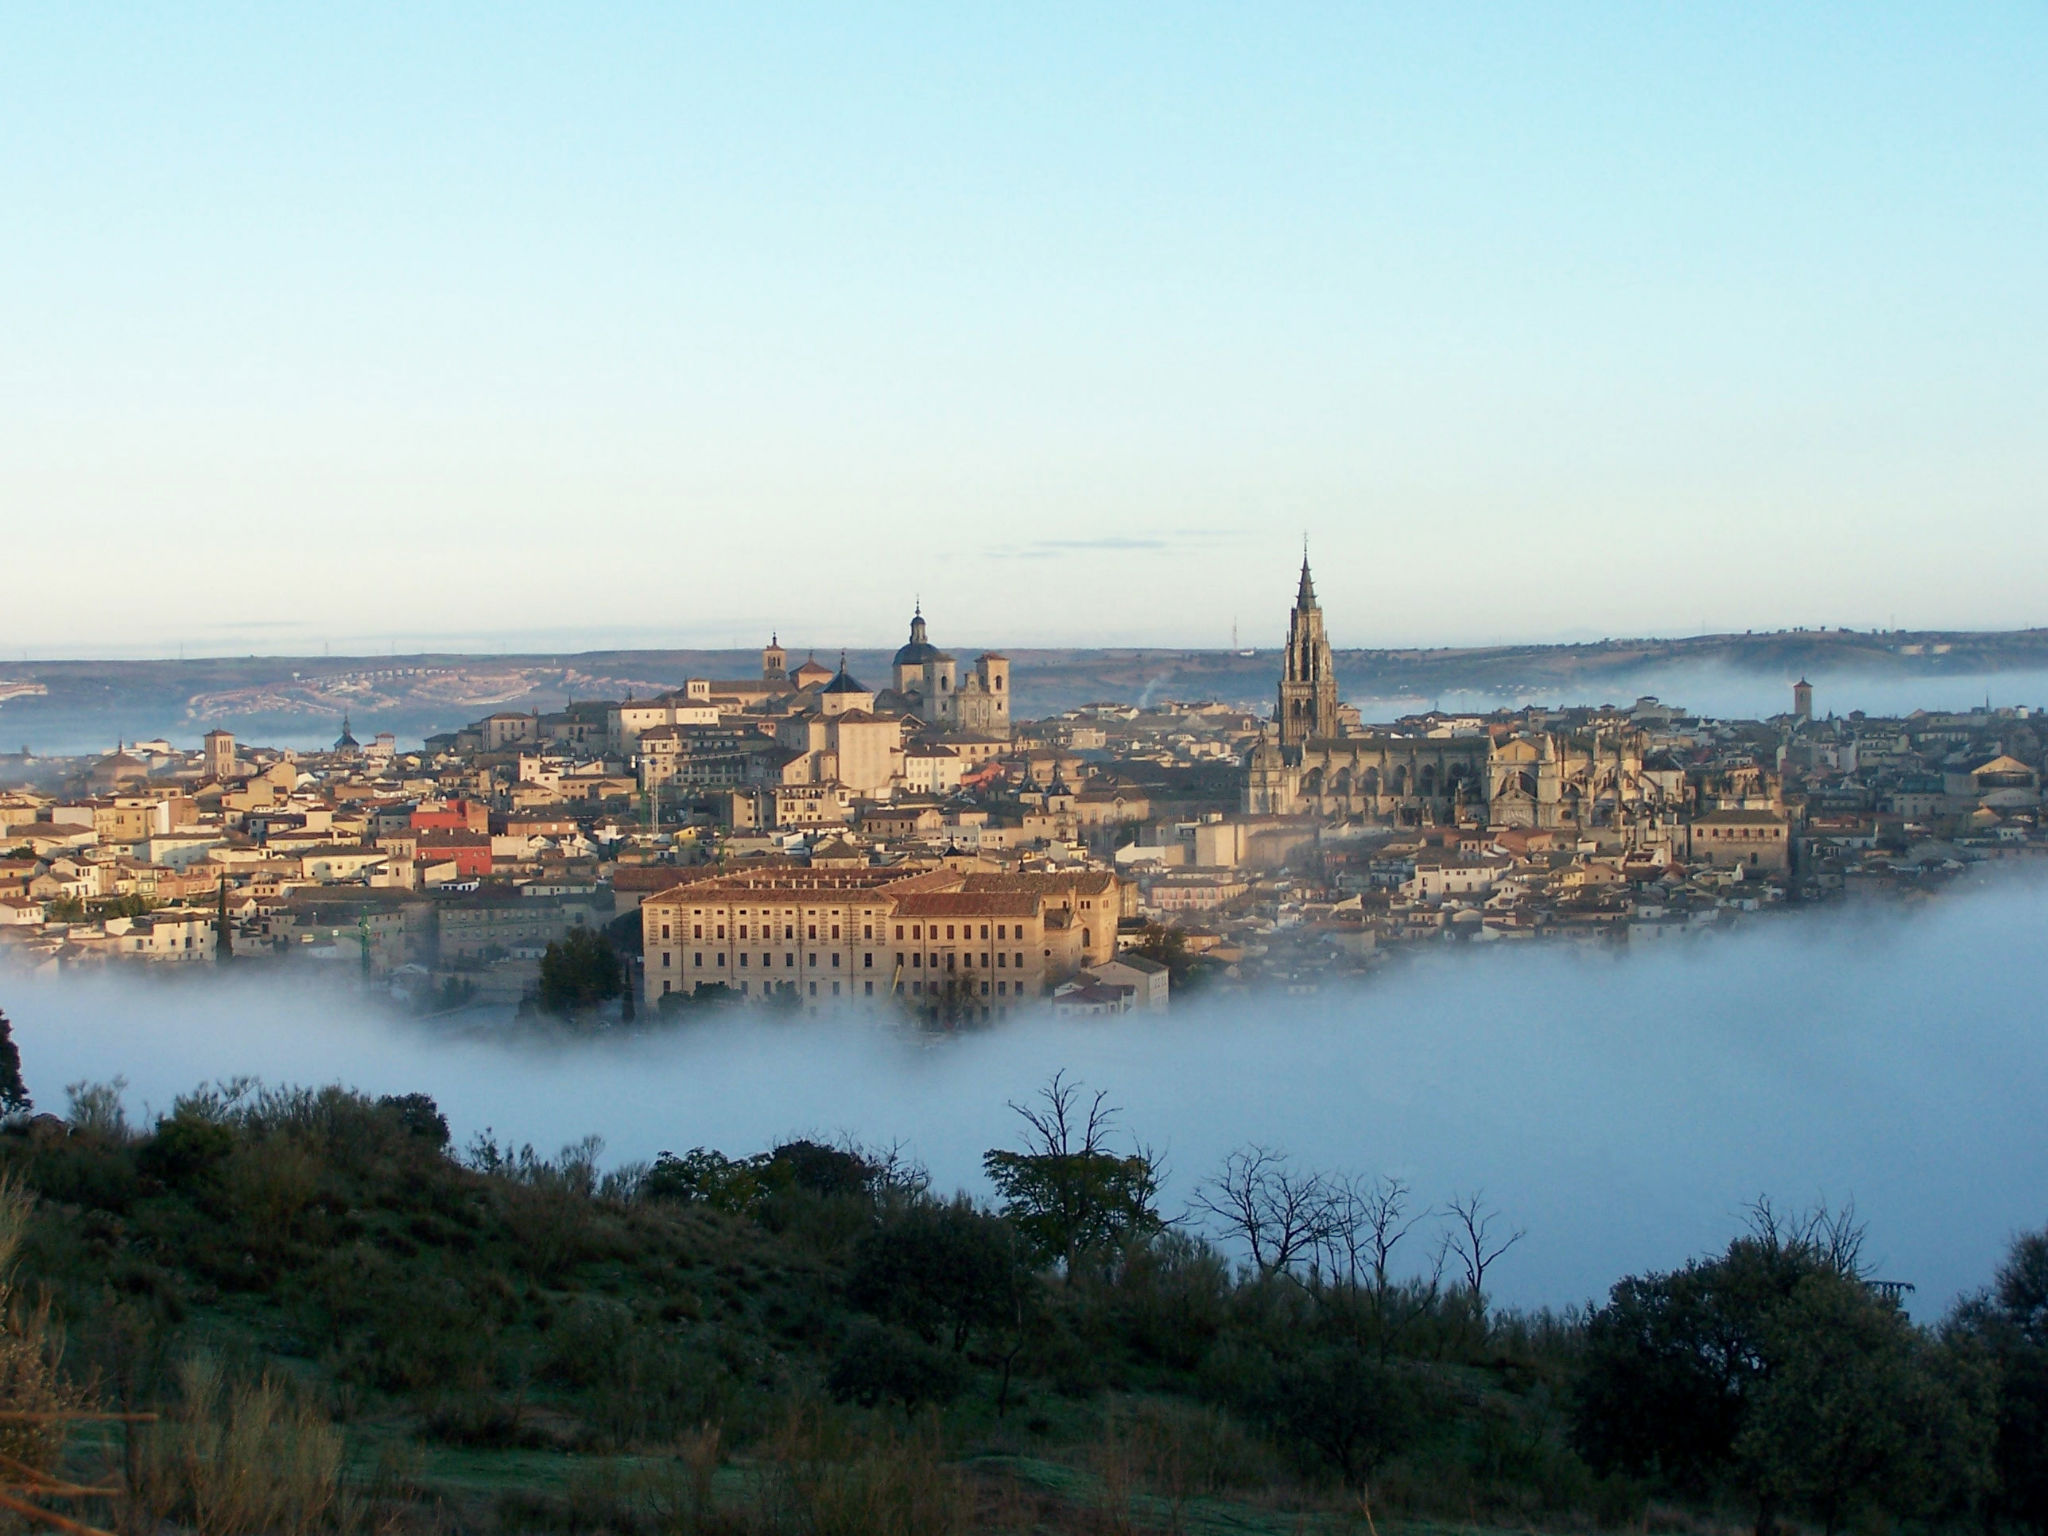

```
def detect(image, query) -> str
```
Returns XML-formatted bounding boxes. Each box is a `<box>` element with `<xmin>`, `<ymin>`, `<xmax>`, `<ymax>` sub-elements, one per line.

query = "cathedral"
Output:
<box><xmin>1243</xmin><ymin>559</ymin><xmax>1684</xmax><ymax>833</ymax></box>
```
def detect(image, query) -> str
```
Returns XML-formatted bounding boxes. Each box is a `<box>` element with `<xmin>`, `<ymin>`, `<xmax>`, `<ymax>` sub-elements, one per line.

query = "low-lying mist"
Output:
<box><xmin>10</xmin><ymin>873</ymin><xmax>2047</xmax><ymax>1318</ymax></box>
<box><xmin>1353</xmin><ymin>662</ymin><xmax>2048</xmax><ymax>724</ymax></box>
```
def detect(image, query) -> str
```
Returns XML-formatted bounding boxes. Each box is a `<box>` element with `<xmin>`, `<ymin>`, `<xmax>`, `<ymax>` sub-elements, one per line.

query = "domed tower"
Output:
<box><xmin>891</xmin><ymin>604</ymin><xmax>956</xmax><ymax>715</ymax></box>
<box><xmin>1276</xmin><ymin>557</ymin><xmax>1340</xmax><ymax>752</ymax></box>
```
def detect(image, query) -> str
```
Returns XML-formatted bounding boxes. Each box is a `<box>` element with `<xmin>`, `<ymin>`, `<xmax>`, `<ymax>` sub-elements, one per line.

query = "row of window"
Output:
<box><xmin>656</xmin><ymin>921</ymin><xmax>869</xmax><ymax>941</ymax></box>
<box><xmin>654</xmin><ymin>977</ymin><xmax>1026</xmax><ymax>1000</ymax></box>
<box><xmin>653</xmin><ymin>917</ymin><xmax>1033</xmax><ymax>943</ymax></box>
<box><xmin>656</xmin><ymin>949</ymin><xmax>1030</xmax><ymax>974</ymax></box>
<box><xmin>901</xmin><ymin>951</ymin><xmax>1024</xmax><ymax>970</ymax></box>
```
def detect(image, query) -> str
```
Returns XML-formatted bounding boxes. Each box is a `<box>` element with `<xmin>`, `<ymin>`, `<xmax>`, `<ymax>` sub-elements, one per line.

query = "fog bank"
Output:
<box><xmin>1353</xmin><ymin>663</ymin><xmax>2048</xmax><ymax>725</ymax></box>
<box><xmin>9</xmin><ymin>877</ymin><xmax>2047</xmax><ymax>1317</ymax></box>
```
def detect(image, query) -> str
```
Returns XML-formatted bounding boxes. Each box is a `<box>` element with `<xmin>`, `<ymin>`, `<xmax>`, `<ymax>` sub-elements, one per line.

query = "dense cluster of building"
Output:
<box><xmin>3</xmin><ymin>569</ymin><xmax>2041</xmax><ymax>1014</ymax></box>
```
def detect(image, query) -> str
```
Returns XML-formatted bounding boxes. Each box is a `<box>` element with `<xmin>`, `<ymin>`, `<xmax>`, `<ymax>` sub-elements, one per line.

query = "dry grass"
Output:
<box><xmin>140</xmin><ymin>1352</ymin><xmax>344</xmax><ymax>1536</ymax></box>
<box><xmin>760</xmin><ymin>1401</ymin><xmax>975</xmax><ymax>1536</ymax></box>
<box><xmin>0</xmin><ymin>1170</ymin><xmax>98</xmax><ymax>1476</ymax></box>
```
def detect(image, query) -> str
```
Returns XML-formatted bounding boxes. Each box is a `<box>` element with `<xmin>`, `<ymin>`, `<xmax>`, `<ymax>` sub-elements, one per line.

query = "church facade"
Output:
<box><xmin>887</xmin><ymin>607</ymin><xmax>1011</xmax><ymax>737</ymax></box>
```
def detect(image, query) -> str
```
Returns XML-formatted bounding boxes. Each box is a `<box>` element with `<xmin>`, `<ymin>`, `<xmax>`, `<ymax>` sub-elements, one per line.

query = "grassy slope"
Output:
<box><xmin>3</xmin><ymin>1094</ymin><xmax>1610</xmax><ymax>1534</ymax></box>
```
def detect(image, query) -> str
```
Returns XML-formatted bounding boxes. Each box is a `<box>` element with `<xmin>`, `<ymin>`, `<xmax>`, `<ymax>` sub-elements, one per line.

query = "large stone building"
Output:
<box><xmin>1246</xmin><ymin>557</ymin><xmax>1493</xmax><ymax>824</ymax></box>
<box><xmin>1243</xmin><ymin>559</ymin><xmax>1706</xmax><ymax>834</ymax></box>
<box><xmin>639</xmin><ymin>864</ymin><xmax>1124</xmax><ymax>1018</ymax></box>
<box><xmin>888</xmin><ymin>607</ymin><xmax>1011</xmax><ymax>737</ymax></box>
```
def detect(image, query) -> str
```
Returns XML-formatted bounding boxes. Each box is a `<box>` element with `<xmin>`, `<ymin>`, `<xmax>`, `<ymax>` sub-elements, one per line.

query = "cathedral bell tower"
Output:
<box><xmin>1276</xmin><ymin>556</ymin><xmax>1341</xmax><ymax>752</ymax></box>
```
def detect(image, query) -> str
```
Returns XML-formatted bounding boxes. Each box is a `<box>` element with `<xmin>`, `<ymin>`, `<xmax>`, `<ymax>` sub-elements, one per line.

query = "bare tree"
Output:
<box><xmin>1190</xmin><ymin>1145</ymin><xmax>1335</xmax><ymax>1276</ymax></box>
<box><xmin>984</xmin><ymin>1071</ymin><xmax>1165</xmax><ymax>1269</ymax></box>
<box><xmin>1443</xmin><ymin>1190</ymin><xmax>1525</xmax><ymax>1301</ymax></box>
<box><xmin>1010</xmin><ymin>1068</ymin><xmax>1115</xmax><ymax>1161</ymax></box>
<box><xmin>1321</xmin><ymin>1172</ymin><xmax>1433</xmax><ymax>1360</ymax></box>
<box><xmin>1744</xmin><ymin>1194</ymin><xmax>1868</xmax><ymax>1278</ymax></box>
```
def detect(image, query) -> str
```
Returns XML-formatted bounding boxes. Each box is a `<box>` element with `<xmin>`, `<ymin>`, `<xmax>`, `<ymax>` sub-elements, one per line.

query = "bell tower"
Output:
<box><xmin>1276</xmin><ymin>555</ymin><xmax>1340</xmax><ymax>752</ymax></box>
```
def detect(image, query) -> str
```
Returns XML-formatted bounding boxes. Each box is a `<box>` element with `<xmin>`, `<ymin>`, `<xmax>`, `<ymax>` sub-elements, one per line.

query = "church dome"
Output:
<box><xmin>892</xmin><ymin>607</ymin><xmax>943</xmax><ymax>668</ymax></box>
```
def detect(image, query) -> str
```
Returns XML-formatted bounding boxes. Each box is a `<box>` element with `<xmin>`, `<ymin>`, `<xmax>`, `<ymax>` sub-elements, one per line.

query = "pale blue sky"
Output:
<box><xmin>3</xmin><ymin>6</ymin><xmax>2044</xmax><ymax>655</ymax></box>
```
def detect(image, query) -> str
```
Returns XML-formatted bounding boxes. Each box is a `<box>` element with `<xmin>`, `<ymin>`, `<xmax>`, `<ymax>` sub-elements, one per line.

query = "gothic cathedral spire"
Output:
<box><xmin>1276</xmin><ymin>556</ymin><xmax>1340</xmax><ymax>751</ymax></box>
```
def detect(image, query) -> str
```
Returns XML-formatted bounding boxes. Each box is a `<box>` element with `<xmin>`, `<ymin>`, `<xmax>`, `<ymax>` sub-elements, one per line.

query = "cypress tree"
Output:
<box><xmin>0</xmin><ymin>1009</ymin><xmax>30</xmax><ymax>1118</ymax></box>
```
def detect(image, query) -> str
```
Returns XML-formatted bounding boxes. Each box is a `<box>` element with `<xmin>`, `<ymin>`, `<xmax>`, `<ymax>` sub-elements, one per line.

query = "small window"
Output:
<box><xmin>693</xmin><ymin>952</ymin><xmax>702</xmax><ymax>967</ymax></box>
<box><xmin>864</xmin><ymin>952</ymin><xmax>873</xmax><ymax>969</ymax></box>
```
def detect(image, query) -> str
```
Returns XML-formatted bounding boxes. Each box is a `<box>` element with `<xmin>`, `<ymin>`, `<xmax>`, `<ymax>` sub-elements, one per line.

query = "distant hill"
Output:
<box><xmin>4</xmin><ymin>628</ymin><xmax>2048</xmax><ymax>755</ymax></box>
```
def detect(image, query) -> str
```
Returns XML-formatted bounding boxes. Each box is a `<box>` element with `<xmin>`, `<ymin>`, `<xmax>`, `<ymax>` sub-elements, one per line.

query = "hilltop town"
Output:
<box><xmin>3</xmin><ymin>561</ymin><xmax>2043</xmax><ymax>1017</ymax></box>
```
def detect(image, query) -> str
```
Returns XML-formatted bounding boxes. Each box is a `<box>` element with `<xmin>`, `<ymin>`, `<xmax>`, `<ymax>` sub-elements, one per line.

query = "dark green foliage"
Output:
<box><xmin>982</xmin><ymin>1072</ymin><xmax>1163</xmax><ymax>1269</ymax></box>
<box><xmin>827</xmin><ymin>1321</ymin><xmax>968</xmax><ymax>1412</ymax></box>
<box><xmin>847</xmin><ymin>1194</ymin><xmax>1025</xmax><ymax>1352</ymax></box>
<box><xmin>377</xmin><ymin>1092</ymin><xmax>450</xmax><ymax>1147</ymax></box>
<box><xmin>657</xmin><ymin>981</ymin><xmax>739</xmax><ymax>1013</ymax></box>
<box><xmin>1575</xmin><ymin>1207</ymin><xmax>1989</xmax><ymax>1534</ymax></box>
<box><xmin>1953</xmin><ymin>1229</ymin><xmax>2048</xmax><ymax>1534</ymax></box>
<box><xmin>536</xmin><ymin>925</ymin><xmax>623</xmax><ymax>1014</ymax></box>
<box><xmin>0</xmin><ymin>1065</ymin><xmax>2032</xmax><ymax>1536</ymax></box>
<box><xmin>1735</xmin><ymin>1270</ymin><xmax>1990</xmax><ymax>1533</ymax></box>
<box><xmin>0</xmin><ymin>1008</ymin><xmax>29</xmax><ymax>1116</ymax></box>
<box><xmin>1232</xmin><ymin>1341</ymin><xmax>1431</xmax><ymax>1488</ymax></box>
<box><xmin>641</xmin><ymin>1138</ymin><xmax>893</xmax><ymax>1217</ymax></box>
<box><xmin>135</xmin><ymin>1112</ymin><xmax>234</xmax><ymax>1187</ymax></box>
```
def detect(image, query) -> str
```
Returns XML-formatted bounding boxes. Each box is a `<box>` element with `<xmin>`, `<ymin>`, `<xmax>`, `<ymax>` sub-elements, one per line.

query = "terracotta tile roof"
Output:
<box><xmin>892</xmin><ymin>892</ymin><xmax>1040</xmax><ymax>918</ymax></box>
